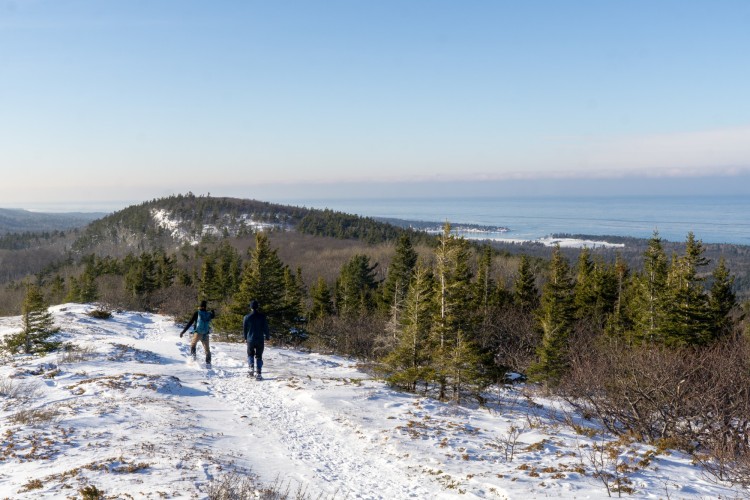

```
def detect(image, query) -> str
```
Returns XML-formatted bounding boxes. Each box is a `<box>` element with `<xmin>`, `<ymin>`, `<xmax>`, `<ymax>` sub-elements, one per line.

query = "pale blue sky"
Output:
<box><xmin>2</xmin><ymin>0</ymin><xmax>749</xmax><ymax>210</ymax></box>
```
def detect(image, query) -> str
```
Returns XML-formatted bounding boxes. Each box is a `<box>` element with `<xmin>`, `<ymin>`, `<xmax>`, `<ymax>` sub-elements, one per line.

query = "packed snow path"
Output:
<box><xmin>0</xmin><ymin>304</ymin><xmax>745</xmax><ymax>499</ymax></box>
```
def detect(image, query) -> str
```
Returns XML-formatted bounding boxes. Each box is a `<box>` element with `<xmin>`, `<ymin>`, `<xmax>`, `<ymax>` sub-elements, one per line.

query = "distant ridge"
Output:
<box><xmin>0</xmin><ymin>208</ymin><xmax>106</xmax><ymax>234</ymax></box>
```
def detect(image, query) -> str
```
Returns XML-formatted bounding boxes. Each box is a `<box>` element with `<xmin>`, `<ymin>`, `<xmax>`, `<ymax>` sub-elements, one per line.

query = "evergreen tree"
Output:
<box><xmin>3</xmin><ymin>284</ymin><xmax>60</xmax><ymax>354</ymax></box>
<box><xmin>310</xmin><ymin>277</ymin><xmax>334</xmax><ymax>320</ymax></box>
<box><xmin>709</xmin><ymin>257</ymin><xmax>736</xmax><ymax>338</ymax></box>
<box><xmin>573</xmin><ymin>248</ymin><xmax>596</xmax><ymax>319</ymax></box>
<box><xmin>605</xmin><ymin>253</ymin><xmax>630</xmax><ymax>335</ymax></box>
<box><xmin>430</xmin><ymin>223</ymin><xmax>479</xmax><ymax>400</ymax></box>
<box><xmin>215</xmin><ymin>241</ymin><xmax>242</xmax><ymax>299</ymax></box>
<box><xmin>78</xmin><ymin>270</ymin><xmax>99</xmax><ymax>303</ymax></box>
<box><xmin>281</xmin><ymin>267</ymin><xmax>306</xmax><ymax>339</ymax></box>
<box><xmin>513</xmin><ymin>255</ymin><xmax>539</xmax><ymax>312</ymax></box>
<box><xmin>199</xmin><ymin>255</ymin><xmax>222</xmax><ymax>300</ymax></box>
<box><xmin>473</xmin><ymin>245</ymin><xmax>501</xmax><ymax>313</ymax></box>
<box><xmin>662</xmin><ymin>232</ymin><xmax>712</xmax><ymax>345</ymax></box>
<box><xmin>124</xmin><ymin>253</ymin><xmax>158</xmax><ymax>300</ymax></box>
<box><xmin>383</xmin><ymin>262</ymin><xmax>435</xmax><ymax>391</ymax></box>
<box><xmin>380</xmin><ymin>234</ymin><xmax>418</xmax><ymax>317</ymax></box>
<box><xmin>335</xmin><ymin>254</ymin><xmax>379</xmax><ymax>317</ymax></box>
<box><xmin>49</xmin><ymin>275</ymin><xmax>66</xmax><ymax>305</ymax></box>
<box><xmin>221</xmin><ymin>232</ymin><xmax>287</xmax><ymax>332</ymax></box>
<box><xmin>529</xmin><ymin>245</ymin><xmax>575</xmax><ymax>384</ymax></box>
<box><xmin>65</xmin><ymin>276</ymin><xmax>82</xmax><ymax>303</ymax></box>
<box><xmin>154</xmin><ymin>250</ymin><xmax>176</xmax><ymax>289</ymax></box>
<box><xmin>628</xmin><ymin>231</ymin><xmax>669</xmax><ymax>344</ymax></box>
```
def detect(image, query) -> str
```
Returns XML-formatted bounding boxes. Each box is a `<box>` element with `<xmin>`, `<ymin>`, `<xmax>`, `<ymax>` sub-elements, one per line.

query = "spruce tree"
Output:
<box><xmin>605</xmin><ymin>253</ymin><xmax>630</xmax><ymax>336</ymax></box>
<box><xmin>513</xmin><ymin>255</ymin><xmax>539</xmax><ymax>312</ymax></box>
<box><xmin>473</xmin><ymin>245</ymin><xmax>499</xmax><ymax>313</ymax></box>
<box><xmin>199</xmin><ymin>255</ymin><xmax>220</xmax><ymax>300</ymax></box>
<box><xmin>3</xmin><ymin>284</ymin><xmax>60</xmax><ymax>354</ymax></box>
<box><xmin>573</xmin><ymin>247</ymin><xmax>596</xmax><ymax>319</ymax></box>
<box><xmin>529</xmin><ymin>245</ymin><xmax>575</xmax><ymax>384</ymax></box>
<box><xmin>380</xmin><ymin>234</ymin><xmax>418</xmax><ymax>315</ymax></box>
<box><xmin>281</xmin><ymin>267</ymin><xmax>307</xmax><ymax>340</ymax></box>
<box><xmin>221</xmin><ymin>232</ymin><xmax>287</xmax><ymax>332</ymax></box>
<box><xmin>383</xmin><ymin>261</ymin><xmax>435</xmax><ymax>391</ymax></box>
<box><xmin>430</xmin><ymin>223</ymin><xmax>478</xmax><ymax>400</ymax></box>
<box><xmin>709</xmin><ymin>257</ymin><xmax>736</xmax><ymax>339</ymax></box>
<box><xmin>662</xmin><ymin>232</ymin><xmax>712</xmax><ymax>346</ymax></box>
<box><xmin>628</xmin><ymin>231</ymin><xmax>669</xmax><ymax>344</ymax></box>
<box><xmin>309</xmin><ymin>277</ymin><xmax>334</xmax><ymax>320</ymax></box>
<box><xmin>335</xmin><ymin>254</ymin><xmax>378</xmax><ymax>317</ymax></box>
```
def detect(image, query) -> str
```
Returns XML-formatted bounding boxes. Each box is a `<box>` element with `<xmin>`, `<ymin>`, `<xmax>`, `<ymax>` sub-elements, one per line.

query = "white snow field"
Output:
<box><xmin>0</xmin><ymin>304</ymin><xmax>745</xmax><ymax>499</ymax></box>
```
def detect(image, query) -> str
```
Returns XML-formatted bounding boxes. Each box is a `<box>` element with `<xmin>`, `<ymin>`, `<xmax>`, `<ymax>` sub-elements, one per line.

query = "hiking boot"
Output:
<box><xmin>255</xmin><ymin>373</ymin><xmax>263</xmax><ymax>380</ymax></box>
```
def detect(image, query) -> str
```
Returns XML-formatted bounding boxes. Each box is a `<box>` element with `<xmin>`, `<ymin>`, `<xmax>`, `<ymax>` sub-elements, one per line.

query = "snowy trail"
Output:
<box><xmin>175</xmin><ymin>339</ymin><xmax>436</xmax><ymax>499</ymax></box>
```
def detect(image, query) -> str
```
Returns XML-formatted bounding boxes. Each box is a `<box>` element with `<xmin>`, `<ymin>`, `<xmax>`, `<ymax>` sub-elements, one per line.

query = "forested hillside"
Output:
<box><xmin>2</xmin><ymin>193</ymin><xmax>750</xmax><ymax>485</ymax></box>
<box><xmin>0</xmin><ymin>208</ymin><xmax>104</xmax><ymax>233</ymax></box>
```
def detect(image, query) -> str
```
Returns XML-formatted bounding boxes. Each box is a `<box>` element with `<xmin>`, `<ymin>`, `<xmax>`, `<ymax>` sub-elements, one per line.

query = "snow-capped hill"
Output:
<box><xmin>0</xmin><ymin>305</ymin><xmax>743</xmax><ymax>499</ymax></box>
<box><xmin>151</xmin><ymin>208</ymin><xmax>281</xmax><ymax>245</ymax></box>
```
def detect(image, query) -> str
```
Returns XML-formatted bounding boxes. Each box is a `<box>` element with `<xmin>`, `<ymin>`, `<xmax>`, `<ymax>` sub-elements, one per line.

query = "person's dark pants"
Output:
<box><xmin>247</xmin><ymin>343</ymin><xmax>264</xmax><ymax>374</ymax></box>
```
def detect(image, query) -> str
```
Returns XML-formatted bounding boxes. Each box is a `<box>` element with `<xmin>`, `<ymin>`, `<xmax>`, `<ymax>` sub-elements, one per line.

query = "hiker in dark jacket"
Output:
<box><xmin>243</xmin><ymin>299</ymin><xmax>270</xmax><ymax>379</ymax></box>
<box><xmin>180</xmin><ymin>300</ymin><xmax>215</xmax><ymax>366</ymax></box>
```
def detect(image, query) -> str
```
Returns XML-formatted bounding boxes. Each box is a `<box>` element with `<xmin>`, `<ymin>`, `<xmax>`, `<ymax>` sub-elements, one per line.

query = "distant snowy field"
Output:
<box><xmin>0</xmin><ymin>304</ymin><xmax>744</xmax><ymax>499</ymax></box>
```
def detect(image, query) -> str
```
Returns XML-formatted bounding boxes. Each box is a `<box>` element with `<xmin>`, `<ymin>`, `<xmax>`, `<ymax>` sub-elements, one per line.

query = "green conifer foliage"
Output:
<box><xmin>383</xmin><ymin>262</ymin><xmax>435</xmax><ymax>391</ymax></box>
<box><xmin>430</xmin><ymin>223</ymin><xmax>479</xmax><ymax>400</ymax></box>
<box><xmin>309</xmin><ymin>277</ymin><xmax>334</xmax><ymax>320</ymax></box>
<box><xmin>529</xmin><ymin>245</ymin><xmax>575</xmax><ymax>384</ymax></box>
<box><xmin>280</xmin><ymin>267</ymin><xmax>306</xmax><ymax>339</ymax></box>
<box><xmin>573</xmin><ymin>248</ymin><xmax>596</xmax><ymax>318</ymax></box>
<box><xmin>709</xmin><ymin>257</ymin><xmax>736</xmax><ymax>338</ymax></box>
<box><xmin>335</xmin><ymin>254</ymin><xmax>379</xmax><ymax>317</ymax></box>
<box><xmin>3</xmin><ymin>284</ymin><xmax>60</xmax><ymax>354</ymax></box>
<box><xmin>221</xmin><ymin>232</ymin><xmax>287</xmax><ymax>332</ymax></box>
<box><xmin>628</xmin><ymin>231</ymin><xmax>669</xmax><ymax>344</ymax></box>
<box><xmin>662</xmin><ymin>232</ymin><xmax>712</xmax><ymax>345</ymax></box>
<box><xmin>199</xmin><ymin>255</ymin><xmax>221</xmax><ymax>300</ymax></box>
<box><xmin>380</xmin><ymin>234</ymin><xmax>418</xmax><ymax>316</ymax></box>
<box><xmin>513</xmin><ymin>255</ymin><xmax>539</xmax><ymax>312</ymax></box>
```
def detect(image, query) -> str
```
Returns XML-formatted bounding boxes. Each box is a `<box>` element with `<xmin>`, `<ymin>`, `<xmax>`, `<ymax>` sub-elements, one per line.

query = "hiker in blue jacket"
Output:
<box><xmin>180</xmin><ymin>300</ymin><xmax>215</xmax><ymax>366</ymax></box>
<box><xmin>243</xmin><ymin>299</ymin><xmax>270</xmax><ymax>379</ymax></box>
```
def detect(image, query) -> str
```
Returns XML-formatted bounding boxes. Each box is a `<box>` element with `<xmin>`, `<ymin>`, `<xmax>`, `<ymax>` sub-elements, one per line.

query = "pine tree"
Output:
<box><xmin>154</xmin><ymin>250</ymin><xmax>176</xmax><ymax>289</ymax></box>
<box><xmin>529</xmin><ymin>245</ymin><xmax>575</xmax><ymax>384</ymax></box>
<box><xmin>3</xmin><ymin>284</ymin><xmax>60</xmax><ymax>354</ymax></box>
<box><xmin>661</xmin><ymin>232</ymin><xmax>712</xmax><ymax>346</ymax></box>
<box><xmin>383</xmin><ymin>262</ymin><xmax>435</xmax><ymax>391</ymax></box>
<box><xmin>309</xmin><ymin>277</ymin><xmax>334</xmax><ymax>320</ymax></box>
<box><xmin>335</xmin><ymin>254</ymin><xmax>379</xmax><ymax>317</ymax></box>
<box><xmin>628</xmin><ymin>231</ymin><xmax>669</xmax><ymax>344</ymax></box>
<box><xmin>221</xmin><ymin>232</ymin><xmax>287</xmax><ymax>332</ymax></box>
<box><xmin>380</xmin><ymin>234</ymin><xmax>418</xmax><ymax>315</ymax></box>
<box><xmin>473</xmin><ymin>245</ymin><xmax>501</xmax><ymax>313</ymax></box>
<box><xmin>573</xmin><ymin>247</ymin><xmax>596</xmax><ymax>319</ymax></box>
<box><xmin>513</xmin><ymin>255</ymin><xmax>539</xmax><ymax>312</ymax></box>
<box><xmin>709</xmin><ymin>257</ymin><xmax>736</xmax><ymax>339</ymax></box>
<box><xmin>605</xmin><ymin>253</ymin><xmax>630</xmax><ymax>335</ymax></box>
<box><xmin>281</xmin><ymin>267</ymin><xmax>306</xmax><ymax>340</ymax></box>
<box><xmin>215</xmin><ymin>241</ymin><xmax>242</xmax><ymax>299</ymax></box>
<box><xmin>199</xmin><ymin>255</ymin><xmax>221</xmax><ymax>300</ymax></box>
<box><xmin>430</xmin><ymin>223</ymin><xmax>479</xmax><ymax>400</ymax></box>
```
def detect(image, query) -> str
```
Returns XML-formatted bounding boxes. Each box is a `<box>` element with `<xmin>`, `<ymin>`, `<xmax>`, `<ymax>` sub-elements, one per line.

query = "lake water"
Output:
<box><xmin>278</xmin><ymin>195</ymin><xmax>750</xmax><ymax>246</ymax></box>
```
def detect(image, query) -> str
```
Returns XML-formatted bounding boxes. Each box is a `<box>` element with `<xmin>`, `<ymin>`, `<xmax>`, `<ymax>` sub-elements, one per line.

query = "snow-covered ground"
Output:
<box><xmin>484</xmin><ymin>236</ymin><xmax>625</xmax><ymax>249</ymax></box>
<box><xmin>0</xmin><ymin>304</ymin><xmax>744</xmax><ymax>499</ymax></box>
